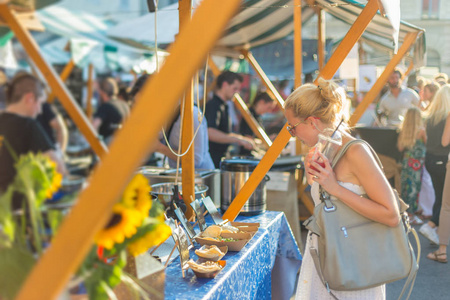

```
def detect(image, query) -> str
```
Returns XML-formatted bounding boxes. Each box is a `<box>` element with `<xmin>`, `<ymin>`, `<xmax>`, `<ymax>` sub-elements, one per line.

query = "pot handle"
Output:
<box><xmin>264</xmin><ymin>175</ymin><xmax>270</xmax><ymax>182</ymax></box>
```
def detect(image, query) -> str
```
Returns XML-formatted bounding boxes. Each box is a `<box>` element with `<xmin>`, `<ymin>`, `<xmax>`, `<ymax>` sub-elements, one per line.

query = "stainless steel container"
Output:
<box><xmin>220</xmin><ymin>158</ymin><xmax>269</xmax><ymax>216</ymax></box>
<box><xmin>139</xmin><ymin>167</ymin><xmax>220</xmax><ymax>207</ymax></box>
<box><xmin>150</xmin><ymin>182</ymin><xmax>208</xmax><ymax>207</ymax></box>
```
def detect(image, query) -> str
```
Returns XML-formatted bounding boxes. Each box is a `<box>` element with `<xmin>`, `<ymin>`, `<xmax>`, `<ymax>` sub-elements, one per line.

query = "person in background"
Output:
<box><xmin>117</xmin><ymin>83</ymin><xmax>132</xmax><ymax>107</ymax></box>
<box><xmin>129</xmin><ymin>74</ymin><xmax>177</xmax><ymax>165</ymax></box>
<box><xmin>239</xmin><ymin>92</ymin><xmax>275</xmax><ymax>156</ymax></box>
<box><xmin>421</xmin><ymin>81</ymin><xmax>440</xmax><ymax>111</ymax></box>
<box><xmin>434</xmin><ymin>73</ymin><xmax>448</xmax><ymax>86</ymax></box>
<box><xmin>377</xmin><ymin>69</ymin><xmax>420</xmax><ymax>126</ymax></box>
<box><xmin>285</xmin><ymin>78</ymin><xmax>398</xmax><ymax>299</ymax></box>
<box><xmin>239</xmin><ymin>92</ymin><xmax>275</xmax><ymax>137</ymax></box>
<box><xmin>420</xmin><ymin>84</ymin><xmax>450</xmax><ymax>245</ymax></box>
<box><xmin>278</xmin><ymin>79</ymin><xmax>291</xmax><ymax>100</ymax></box>
<box><xmin>0</xmin><ymin>73</ymin><xmax>66</xmax><ymax>208</ymax></box>
<box><xmin>92</xmin><ymin>77</ymin><xmax>130</xmax><ymax>145</ymax></box>
<box><xmin>37</xmin><ymin>102</ymin><xmax>68</xmax><ymax>152</ymax></box>
<box><xmin>205</xmin><ymin>71</ymin><xmax>255</xmax><ymax>168</ymax></box>
<box><xmin>416</xmin><ymin>76</ymin><xmax>428</xmax><ymax>100</ymax></box>
<box><xmin>166</xmin><ymin>103</ymin><xmax>215</xmax><ymax>170</ymax></box>
<box><xmin>397</xmin><ymin>107</ymin><xmax>427</xmax><ymax>225</ymax></box>
<box><xmin>427</xmin><ymin>115</ymin><xmax>450</xmax><ymax>263</ymax></box>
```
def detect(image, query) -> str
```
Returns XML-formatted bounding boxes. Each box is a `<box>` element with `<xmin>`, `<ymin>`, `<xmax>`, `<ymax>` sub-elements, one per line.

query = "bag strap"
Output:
<box><xmin>330</xmin><ymin>139</ymin><xmax>383</xmax><ymax>170</ymax></box>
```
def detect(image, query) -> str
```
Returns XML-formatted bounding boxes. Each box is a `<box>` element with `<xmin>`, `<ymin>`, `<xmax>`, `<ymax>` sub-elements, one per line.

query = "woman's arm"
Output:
<box><xmin>310</xmin><ymin>144</ymin><xmax>400</xmax><ymax>227</ymax></box>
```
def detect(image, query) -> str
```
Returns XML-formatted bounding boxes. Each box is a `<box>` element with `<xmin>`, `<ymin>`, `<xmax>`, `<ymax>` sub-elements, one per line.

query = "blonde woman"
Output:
<box><xmin>285</xmin><ymin>78</ymin><xmax>399</xmax><ymax>299</ymax></box>
<box><xmin>420</xmin><ymin>84</ymin><xmax>450</xmax><ymax>245</ymax></box>
<box><xmin>397</xmin><ymin>107</ymin><xmax>427</xmax><ymax>224</ymax></box>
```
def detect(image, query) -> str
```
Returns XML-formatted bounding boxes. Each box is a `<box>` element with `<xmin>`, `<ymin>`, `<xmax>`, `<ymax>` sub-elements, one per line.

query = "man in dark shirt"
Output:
<box><xmin>239</xmin><ymin>92</ymin><xmax>275</xmax><ymax>156</ymax></box>
<box><xmin>0</xmin><ymin>73</ymin><xmax>66</xmax><ymax>195</ymax></box>
<box><xmin>205</xmin><ymin>71</ymin><xmax>255</xmax><ymax>168</ymax></box>
<box><xmin>36</xmin><ymin>102</ymin><xmax>68</xmax><ymax>151</ymax></box>
<box><xmin>239</xmin><ymin>92</ymin><xmax>274</xmax><ymax>137</ymax></box>
<box><xmin>93</xmin><ymin>77</ymin><xmax>130</xmax><ymax>144</ymax></box>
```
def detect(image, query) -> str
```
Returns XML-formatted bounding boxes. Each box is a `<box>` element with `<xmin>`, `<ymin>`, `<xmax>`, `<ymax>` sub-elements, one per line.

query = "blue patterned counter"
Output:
<box><xmin>164</xmin><ymin>211</ymin><xmax>302</xmax><ymax>300</ymax></box>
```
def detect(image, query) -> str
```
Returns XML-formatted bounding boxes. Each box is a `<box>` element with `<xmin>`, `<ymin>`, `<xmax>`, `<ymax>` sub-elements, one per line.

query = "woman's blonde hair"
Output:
<box><xmin>398</xmin><ymin>107</ymin><xmax>423</xmax><ymax>150</ymax></box>
<box><xmin>284</xmin><ymin>77</ymin><xmax>347</xmax><ymax>129</ymax></box>
<box><xmin>426</xmin><ymin>84</ymin><xmax>450</xmax><ymax>126</ymax></box>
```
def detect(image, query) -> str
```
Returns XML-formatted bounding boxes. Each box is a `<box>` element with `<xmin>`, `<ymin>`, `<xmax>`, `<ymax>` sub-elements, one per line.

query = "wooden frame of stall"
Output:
<box><xmin>0</xmin><ymin>0</ymin><xmax>423</xmax><ymax>298</ymax></box>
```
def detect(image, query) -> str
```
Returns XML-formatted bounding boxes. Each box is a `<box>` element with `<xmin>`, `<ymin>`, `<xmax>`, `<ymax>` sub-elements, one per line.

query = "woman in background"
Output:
<box><xmin>420</xmin><ymin>84</ymin><xmax>450</xmax><ymax>244</ymax></box>
<box><xmin>397</xmin><ymin>107</ymin><xmax>427</xmax><ymax>224</ymax></box>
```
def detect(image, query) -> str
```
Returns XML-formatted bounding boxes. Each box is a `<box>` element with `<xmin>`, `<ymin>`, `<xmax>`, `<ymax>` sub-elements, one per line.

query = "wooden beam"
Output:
<box><xmin>15</xmin><ymin>0</ymin><xmax>241</xmax><ymax>299</ymax></box>
<box><xmin>85</xmin><ymin>63</ymin><xmax>94</xmax><ymax>119</ymax></box>
<box><xmin>47</xmin><ymin>59</ymin><xmax>75</xmax><ymax>103</ymax></box>
<box><xmin>0</xmin><ymin>5</ymin><xmax>108</xmax><ymax>159</ymax></box>
<box><xmin>243</xmin><ymin>50</ymin><xmax>285</xmax><ymax>109</ymax></box>
<box><xmin>208</xmin><ymin>55</ymin><xmax>221</xmax><ymax>76</ymax></box>
<box><xmin>179</xmin><ymin>0</ymin><xmax>195</xmax><ymax>219</ymax></box>
<box><xmin>0</xmin><ymin>10</ymin><xmax>44</xmax><ymax>31</ymax></box>
<box><xmin>315</xmin><ymin>0</ymin><xmax>379</xmax><ymax>82</ymax></box>
<box><xmin>294</xmin><ymin>0</ymin><xmax>302</xmax><ymax>88</ymax></box>
<box><xmin>232</xmin><ymin>93</ymin><xmax>272</xmax><ymax>149</ymax></box>
<box><xmin>349</xmin><ymin>32</ymin><xmax>419</xmax><ymax>127</ymax></box>
<box><xmin>317</xmin><ymin>8</ymin><xmax>325</xmax><ymax>71</ymax></box>
<box><xmin>223</xmin><ymin>0</ymin><xmax>379</xmax><ymax>222</ymax></box>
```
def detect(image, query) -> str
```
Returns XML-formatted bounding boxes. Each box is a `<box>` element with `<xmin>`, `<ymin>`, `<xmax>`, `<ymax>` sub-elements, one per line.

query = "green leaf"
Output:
<box><xmin>149</xmin><ymin>201</ymin><xmax>164</xmax><ymax>218</ymax></box>
<box><xmin>0</xmin><ymin>248</ymin><xmax>35</xmax><ymax>299</ymax></box>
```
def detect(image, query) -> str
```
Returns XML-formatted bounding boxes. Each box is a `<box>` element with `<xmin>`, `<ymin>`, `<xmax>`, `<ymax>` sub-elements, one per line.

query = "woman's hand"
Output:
<box><xmin>309</xmin><ymin>152</ymin><xmax>340</xmax><ymax>195</ymax></box>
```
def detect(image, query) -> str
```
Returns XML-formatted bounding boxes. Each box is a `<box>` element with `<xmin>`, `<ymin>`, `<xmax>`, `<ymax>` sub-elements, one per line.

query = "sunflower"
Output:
<box><xmin>95</xmin><ymin>204</ymin><xmax>143</xmax><ymax>250</ymax></box>
<box><xmin>45</xmin><ymin>171</ymin><xmax>62</xmax><ymax>199</ymax></box>
<box><xmin>127</xmin><ymin>223</ymin><xmax>172</xmax><ymax>257</ymax></box>
<box><xmin>121</xmin><ymin>174</ymin><xmax>152</xmax><ymax>219</ymax></box>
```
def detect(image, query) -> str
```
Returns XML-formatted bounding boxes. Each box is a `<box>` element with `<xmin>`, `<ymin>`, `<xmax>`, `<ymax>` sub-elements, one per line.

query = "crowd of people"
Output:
<box><xmin>372</xmin><ymin>69</ymin><xmax>450</xmax><ymax>264</ymax></box>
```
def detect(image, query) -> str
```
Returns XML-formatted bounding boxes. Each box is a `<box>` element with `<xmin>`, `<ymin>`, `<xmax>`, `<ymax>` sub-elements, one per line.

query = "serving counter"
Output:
<box><xmin>165</xmin><ymin>211</ymin><xmax>302</xmax><ymax>300</ymax></box>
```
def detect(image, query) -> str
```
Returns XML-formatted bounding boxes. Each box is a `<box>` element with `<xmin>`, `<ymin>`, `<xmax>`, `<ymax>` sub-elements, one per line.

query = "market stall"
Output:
<box><xmin>0</xmin><ymin>1</ymin><xmax>427</xmax><ymax>299</ymax></box>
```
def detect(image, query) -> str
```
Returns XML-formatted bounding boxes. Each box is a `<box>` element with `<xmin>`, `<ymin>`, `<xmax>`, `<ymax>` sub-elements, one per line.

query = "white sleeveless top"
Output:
<box><xmin>295</xmin><ymin>182</ymin><xmax>386</xmax><ymax>300</ymax></box>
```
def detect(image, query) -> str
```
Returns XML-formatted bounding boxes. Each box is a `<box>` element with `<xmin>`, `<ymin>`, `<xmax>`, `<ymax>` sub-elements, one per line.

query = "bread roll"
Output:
<box><xmin>202</xmin><ymin>225</ymin><xmax>222</xmax><ymax>238</ymax></box>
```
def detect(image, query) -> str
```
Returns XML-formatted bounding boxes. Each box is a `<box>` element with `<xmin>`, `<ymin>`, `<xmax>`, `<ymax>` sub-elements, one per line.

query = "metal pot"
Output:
<box><xmin>150</xmin><ymin>182</ymin><xmax>209</xmax><ymax>208</ymax></box>
<box><xmin>220</xmin><ymin>157</ymin><xmax>269</xmax><ymax>216</ymax></box>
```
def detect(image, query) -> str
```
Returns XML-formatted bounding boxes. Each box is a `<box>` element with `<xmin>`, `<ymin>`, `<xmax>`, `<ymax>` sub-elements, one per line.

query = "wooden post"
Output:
<box><xmin>15</xmin><ymin>0</ymin><xmax>241</xmax><ymax>298</ymax></box>
<box><xmin>243</xmin><ymin>50</ymin><xmax>285</xmax><ymax>109</ymax></box>
<box><xmin>0</xmin><ymin>4</ymin><xmax>108</xmax><ymax>158</ymax></box>
<box><xmin>294</xmin><ymin>0</ymin><xmax>302</xmax><ymax>88</ymax></box>
<box><xmin>179</xmin><ymin>0</ymin><xmax>195</xmax><ymax>219</ymax></box>
<box><xmin>232</xmin><ymin>93</ymin><xmax>272</xmax><ymax>149</ymax></box>
<box><xmin>223</xmin><ymin>0</ymin><xmax>380</xmax><ymax>222</ymax></box>
<box><xmin>85</xmin><ymin>63</ymin><xmax>94</xmax><ymax>119</ymax></box>
<box><xmin>349</xmin><ymin>32</ymin><xmax>419</xmax><ymax>127</ymax></box>
<box><xmin>317</xmin><ymin>8</ymin><xmax>325</xmax><ymax>71</ymax></box>
<box><xmin>47</xmin><ymin>59</ymin><xmax>75</xmax><ymax>103</ymax></box>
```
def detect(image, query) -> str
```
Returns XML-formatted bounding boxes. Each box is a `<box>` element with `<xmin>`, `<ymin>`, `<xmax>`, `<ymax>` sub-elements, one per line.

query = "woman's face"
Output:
<box><xmin>285</xmin><ymin>108</ymin><xmax>319</xmax><ymax>147</ymax></box>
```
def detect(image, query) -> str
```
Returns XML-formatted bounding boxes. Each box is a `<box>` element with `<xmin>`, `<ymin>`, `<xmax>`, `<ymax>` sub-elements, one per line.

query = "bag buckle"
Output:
<box><xmin>323</xmin><ymin>199</ymin><xmax>336</xmax><ymax>212</ymax></box>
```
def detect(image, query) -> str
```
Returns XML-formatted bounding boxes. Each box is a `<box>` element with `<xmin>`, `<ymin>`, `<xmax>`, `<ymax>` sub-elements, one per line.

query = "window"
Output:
<box><xmin>422</xmin><ymin>0</ymin><xmax>439</xmax><ymax>19</ymax></box>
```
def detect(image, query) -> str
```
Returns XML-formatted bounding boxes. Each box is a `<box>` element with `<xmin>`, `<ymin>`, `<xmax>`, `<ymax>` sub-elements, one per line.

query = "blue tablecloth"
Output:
<box><xmin>165</xmin><ymin>211</ymin><xmax>302</xmax><ymax>300</ymax></box>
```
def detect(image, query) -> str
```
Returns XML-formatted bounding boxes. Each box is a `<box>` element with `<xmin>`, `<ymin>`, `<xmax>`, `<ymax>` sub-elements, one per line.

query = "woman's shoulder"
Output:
<box><xmin>342</xmin><ymin>139</ymin><xmax>379</xmax><ymax>169</ymax></box>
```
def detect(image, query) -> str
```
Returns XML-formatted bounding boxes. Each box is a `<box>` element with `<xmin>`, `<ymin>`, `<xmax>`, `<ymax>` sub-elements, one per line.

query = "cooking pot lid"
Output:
<box><xmin>220</xmin><ymin>157</ymin><xmax>260</xmax><ymax>172</ymax></box>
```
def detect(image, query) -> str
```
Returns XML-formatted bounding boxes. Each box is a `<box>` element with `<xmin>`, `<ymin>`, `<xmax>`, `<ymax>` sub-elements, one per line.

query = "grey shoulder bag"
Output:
<box><xmin>304</xmin><ymin>139</ymin><xmax>420</xmax><ymax>299</ymax></box>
